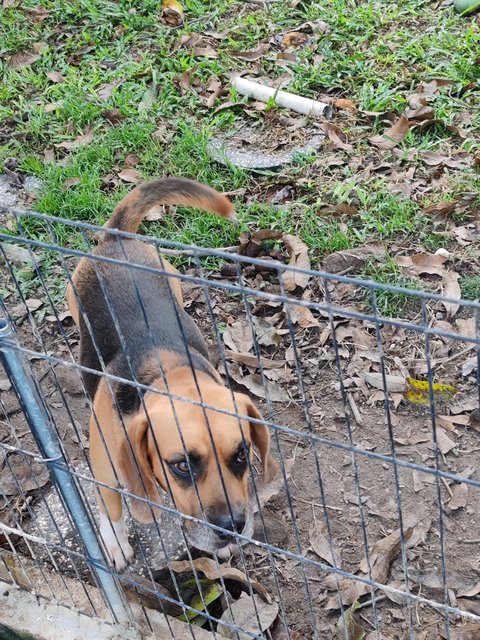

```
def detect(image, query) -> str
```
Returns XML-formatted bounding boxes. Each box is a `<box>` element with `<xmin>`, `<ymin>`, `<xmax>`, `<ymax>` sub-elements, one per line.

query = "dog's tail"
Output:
<box><xmin>105</xmin><ymin>178</ymin><xmax>236</xmax><ymax>234</ymax></box>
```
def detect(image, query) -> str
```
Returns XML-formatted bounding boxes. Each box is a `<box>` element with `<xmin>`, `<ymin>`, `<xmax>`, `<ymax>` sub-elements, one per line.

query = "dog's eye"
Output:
<box><xmin>174</xmin><ymin>460</ymin><xmax>190</xmax><ymax>475</ymax></box>
<box><xmin>236</xmin><ymin>449</ymin><xmax>248</xmax><ymax>464</ymax></box>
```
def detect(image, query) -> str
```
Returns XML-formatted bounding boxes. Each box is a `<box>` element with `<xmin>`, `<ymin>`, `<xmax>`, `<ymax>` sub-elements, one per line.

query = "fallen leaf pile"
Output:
<box><xmin>145</xmin><ymin>554</ymin><xmax>296</xmax><ymax>637</ymax></box>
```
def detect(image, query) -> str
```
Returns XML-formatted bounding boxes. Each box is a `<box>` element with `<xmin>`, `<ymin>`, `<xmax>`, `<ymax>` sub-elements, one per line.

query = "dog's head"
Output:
<box><xmin>118</xmin><ymin>373</ymin><xmax>278</xmax><ymax>555</ymax></box>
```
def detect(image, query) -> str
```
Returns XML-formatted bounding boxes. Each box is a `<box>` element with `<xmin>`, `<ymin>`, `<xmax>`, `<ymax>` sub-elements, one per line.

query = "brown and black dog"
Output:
<box><xmin>67</xmin><ymin>178</ymin><xmax>278</xmax><ymax>570</ymax></box>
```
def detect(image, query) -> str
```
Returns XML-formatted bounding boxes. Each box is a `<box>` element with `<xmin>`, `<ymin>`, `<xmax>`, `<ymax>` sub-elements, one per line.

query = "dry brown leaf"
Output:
<box><xmin>324</xmin><ymin>578</ymin><xmax>368</xmax><ymax>609</ymax></box>
<box><xmin>277</xmin><ymin>52</ymin><xmax>297</xmax><ymax>63</ymax></box>
<box><xmin>223</xmin><ymin>320</ymin><xmax>253</xmax><ymax>353</ymax></box>
<box><xmin>443</xmin><ymin>623</ymin><xmax>480</xmax><ymax>639</ymax></box>
<box><xmin>394</xmin><ymin>435</ymin><xmax>429</xmax><ymax>446</ymax></box>
<box><xmin>404</xmin><ymin>104</ymin><xmax>435</xmax><ymax>122</ymax></box>
<box><xmin>124</xmin><ymin>153</ymin><xmax>140</xmax><ymax>168</ymax></box>
<box><xmin>369</xmin><ymin>116</ymin><xmax>409</xmax><ymax>150</ymax></box>
<box><xmin>228</xmin><ymin>367</ymin><xmax>285</xmax><ymax>403</ymax></box>
<box><xmin>193</xmin><ymin>47</ymin><xmax>218</xmax><ymax>59</ymax></box>
<box><xmin>98</xmin><ymin>78</ymin><xmax>123</xmax><ymax>101</ymax></box>
<box><xmin>160</xmin><ymin>0</ymin><xmax>184</xmax><ymax>27</ymax></box>
<box><xmin>448</xmin><ymin>483</ymin><xmax>468</xmax><ymax>511</ymax></box>
<box><xmin>286</xmin><ymin>304</ymin><xmax>320</xmax><ymax>328</ymax></box>
<box><xmin>0</xmin><ymin>452</ymin><xmax>50</xmax><ymax>494</ymax></box>
<box><xmin>323</xmin><ymin>245</ymin><xmax>383</xmax><ymax>274</ymax></box>
<box><xmin>170</xmin><ymin>557</ymin><xmax>270</xmax><ymax>600</ymax></box>
<box><xmin>63</xmin><ymin>177</ymin><xmax>81</xmax><ymax>190</ymax></box>
<box><xmin>281</xmin><ymin>31</ymin><xmax>309</xmax><ymax>48</ymax></box>
<box><xmin>229</xmin><ymin>48</ymin><xmax>267</xmax><ymax>61</ymax></box>
<box><xmin>309</xmin><ymin>523</ymin><xmax>341</xmax><ymax>567</ymax></box>
<box><xmin>396</xmin><ymin>253</ymin><xmax>446</xmax><ymax>277</ymax></box>
<box><xmin>26</xmin><ymin>6</ymin><xmax>50</xmax><ymax>22</ymax></box>
<box><xmin>252</xmin><ymin>317</ymin><xmax>284</xmax><ymax>347</ymax></box>
<box><xmin>282</xmin><ymin>234</ymin><xmax>310</xmax><ymax>291</ymax></box>
<box><xmin>361</xmin><ymin>372</ymin><xmax>406</xmax><ymax>393</ymax></box>
<box><xmin>118</xmin><ymin>168</ymin><xmax>143</xmax><ymax>184</ymax></box>
<box><xmin>227</xmin><ymin>351</ymin><xmax>285</xmax><ymax>370</ymax></box>
<box><xmin>410</xmin><ymin>569</ymin><xmax>480</xmax><ymax>593</ymax></box>
<box><xmin>238</xmin><ymin>229</ymin><xmax>282</xmax><ymax>257</ymax></box>
<box><xmin>270</xmin><ymin>618</ymin><xmax>302</xmax><ymax>640</ymax></box>
<box><xmin>46</xmin><ymin>70</ymin><xmax>66</xmax><ymax>84</ymax></box>
<box><xmin>438</xmin><ymin>414</ymin><xmax>470</xmax><ymax>427</ymax></box>
<box><xmin>449</xmin><ymin>391</ymin><xmax>479</xmax><ymax>415</ymax></box>
<box><xmin>31</xmin><ymin>41</ymin><xmax>47</xmax><ymax>54</ymax></box>
<box><xmin>334</xmin><ymin>98</ymin><xmax>357</xmax><ymax>112</ymax></box>
<box><xmin>457</xmin><ymin>581</ymin><xmax>480</xmax><ymax>598</ymax></box>
<box><xmin>468</xmin><ymin>410</ymin><xmax>480</xmax><ymax>432</ymax></box>
<box><xmin>200</xmin><ymin>76</ymin><xmax>225</xmax><ymax>107</ymax></box>
<box><xmin>434</xmin><ymin>427</ymin><xmax>456</xmax><ymax>455</ymax></box>
<box><xmin>10</xmin><ymin>298</ymin><xmax>42</xmax><ymax>318</ymax></box>
<box><xmin>103</xmin><ymin>108</ymin><xmax>125</xmax><ymax>125</ymax></box>
<box><xmin>457</xmin><ymin>317</ymin><xmax>477</xmax><ymax>340</ymax></box>
<box><xmin>423</xmin><ymin>152</ymin><xmax>471</xmax><ymax>169</ymax></box>
<box><xmin>218</xmin><ymin>593</ymin><xmax>278</xmax><ymax>639</ymax></box>
<box><xmin>8</xmin><ymin>51</ymin><xmax>41</xmax><ymax>69</ymax></box>
<box><xmin>423</xmin><ymin>201</ymin><xmax>459</xmax><ymax>216</ymax></box>
<box><xmin>358</xmin><ymin>524</ymin><xmax>415</xmax><ymax>584</ymax></box>
<box><xmin>441</xmin><ymin>271</ymin><xmax>461</xmax><ymax>318</ymax></box>
<box><xmin>321</xmin><ymin>123</ymin><xmax>353</xmax><ymax>152</ymax></box>
<box><xmin>144</xmin><ymin>205</ymin><xmax>165</xmax><ymax>221</ymax></box>
<box><xmin>456</xmin><ymin>599</ymin><xmax>480</xmax><ymax>617</ymax></box>
<box><xmin>55</xmin><ymin>126</ymin><xmax>94</xmax><ymax>150</ymax></box>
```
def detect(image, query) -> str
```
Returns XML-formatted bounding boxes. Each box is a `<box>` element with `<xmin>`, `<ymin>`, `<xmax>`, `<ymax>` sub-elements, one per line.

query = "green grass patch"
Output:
<box><xmin>460</xmin><ymin>274</ymin><xmax>480</xmax><ymax>301</ymax></box>
<box><xmin>0</xmin><ymin>0</ymin><xmax>478</xmax><ymax>307</ymax></box>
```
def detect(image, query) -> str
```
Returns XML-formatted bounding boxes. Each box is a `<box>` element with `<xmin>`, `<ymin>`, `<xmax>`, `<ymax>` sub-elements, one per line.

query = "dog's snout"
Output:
<box><xmin>211</xmin><ymin>512</ymin><xmax>246</xmax><ymax>539</ymax></box>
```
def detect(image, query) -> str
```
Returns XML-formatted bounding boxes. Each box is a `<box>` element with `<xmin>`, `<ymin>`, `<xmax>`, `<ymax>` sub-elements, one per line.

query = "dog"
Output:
<box><xmin>67</xmin><ymin>178</ymin><xmax>278</xmax><ymax>570</ymax></box>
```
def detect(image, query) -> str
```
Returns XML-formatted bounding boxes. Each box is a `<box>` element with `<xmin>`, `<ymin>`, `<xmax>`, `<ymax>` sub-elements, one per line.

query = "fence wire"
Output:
<box><xmin>0</xmin><ymin>205</ymin><xmax>479</xmax><ymax>639</ymax></box>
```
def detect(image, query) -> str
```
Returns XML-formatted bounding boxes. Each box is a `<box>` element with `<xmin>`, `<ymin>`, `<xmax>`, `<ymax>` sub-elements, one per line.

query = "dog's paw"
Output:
<box><xmin>108</xmin><ymin>538</ymin><xmax>134</xmax><ymax>572</ymax></box>
<box><xmin>215</xmin><ymin>544</ymin><xmax>235</xmax><ymax>561</ymax></box>
<box><xmin>99</xmin><ymin>513</ymin><xmax>134</xmax><ymax>571</ymax></box>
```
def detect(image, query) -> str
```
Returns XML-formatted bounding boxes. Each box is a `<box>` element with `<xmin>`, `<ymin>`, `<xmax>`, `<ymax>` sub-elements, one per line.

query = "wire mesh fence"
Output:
<box><xmin>0</xmin><ymin>202</ymin><xmax>479</xmax><ymax>639</ymax></box>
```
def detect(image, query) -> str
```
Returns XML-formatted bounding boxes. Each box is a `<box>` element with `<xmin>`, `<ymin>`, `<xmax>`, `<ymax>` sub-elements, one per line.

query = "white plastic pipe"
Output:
<box><xmin>232</xmin><ymin>76</ymin><xmax>332</xmax><ymax>118</ymax></box>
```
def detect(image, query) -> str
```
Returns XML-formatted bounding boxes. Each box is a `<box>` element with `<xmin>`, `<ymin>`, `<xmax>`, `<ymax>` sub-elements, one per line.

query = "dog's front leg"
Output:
<box><xmin>90</xmin><ymin>415</ymin><xmax>134</xmax><ymax>571</ymax></box>
<box><xmin>98</xmin><ymin>508</ymin><xmax>133</xmax><ymax>572</ymax></box>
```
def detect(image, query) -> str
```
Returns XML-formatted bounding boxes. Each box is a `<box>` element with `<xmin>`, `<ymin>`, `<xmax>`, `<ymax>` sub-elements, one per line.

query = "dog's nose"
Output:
<box><xmin>211</xmin><ymin>513</ymin><xmax>246</xmax><ymax>540</ymax></box>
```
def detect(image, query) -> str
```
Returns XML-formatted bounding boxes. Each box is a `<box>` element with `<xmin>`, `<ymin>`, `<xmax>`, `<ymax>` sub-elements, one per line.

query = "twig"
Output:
<box><xmin>441</xmin><ymin>476</ymin><xmax>453</xmax><ymax>498</ymax></box>
<box><xmin>357</xmin><ymin>594</ymin><xmax>387</xmax><ymax>610</ymax></box>
<box><xmin>437</xmin><ymin>346</ymin><xmax>474</xmax><ymax>369</ymax></box>
<box><xmin>0</xmin><ymin>522</ymin><xmax>49</xmax><ymax>545</ymax></box>
<box><xmin>294</xmin><ymin>497</ymin><xmax>343</xmax><ymax>512</ymax></box>
<box><xmin>348</xmin><ymin>392</ymin><xmax>363</xmax><ymax>426</ymax></box>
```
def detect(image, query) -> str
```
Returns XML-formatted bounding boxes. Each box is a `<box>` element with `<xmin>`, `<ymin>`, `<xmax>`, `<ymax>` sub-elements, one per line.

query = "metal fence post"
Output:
<box><xmin>0</xmin><ymin>311</ymin><xmax>132</xmax><ymax>628</ymax></box>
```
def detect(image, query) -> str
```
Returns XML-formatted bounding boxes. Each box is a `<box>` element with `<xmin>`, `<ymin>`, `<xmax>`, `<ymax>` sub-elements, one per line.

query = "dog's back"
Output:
<box><xmin>70</xmin><ymin>178</ymin><xmax>235</xmax><ymax>403</ymax></box>
<box><xmin>78</xmin><ymin>237</ymin><xmax>210</xmax><ymax>406</ymax></box>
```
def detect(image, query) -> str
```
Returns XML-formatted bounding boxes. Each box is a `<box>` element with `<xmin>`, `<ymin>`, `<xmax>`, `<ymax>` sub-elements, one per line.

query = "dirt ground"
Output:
<box><xmin>1</xmin><ymin>253</ymin><xmax>480</xmax><ymax>639</ymax></box>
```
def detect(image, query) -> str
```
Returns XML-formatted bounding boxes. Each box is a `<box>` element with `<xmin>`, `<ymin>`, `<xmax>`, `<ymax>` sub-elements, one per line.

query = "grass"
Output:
<box><xmin>460</xmin><ymin>274</ymin><xmax>480</xmax><ymax>301</ymax></box>
<box><xmin>0</xmin><ymin>0</ymin><xmax>479</xmax><ymax>314</ymax></box>
<box><xmin>361</xmin><ymin>257</ymin><xmax>421</xmax><ymax>317</ymax></box>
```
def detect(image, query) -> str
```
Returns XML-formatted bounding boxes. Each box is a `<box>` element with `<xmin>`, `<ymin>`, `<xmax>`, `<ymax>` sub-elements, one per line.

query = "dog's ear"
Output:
<box><xmin>118</xmin><ymin>413</ymin><xmax>163</xmax><ymax>524</ymax></box>
<box><xmin>240</xmin><ymin>397</ymin><xmax>279</xmax><ymax>485</ymax></box>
